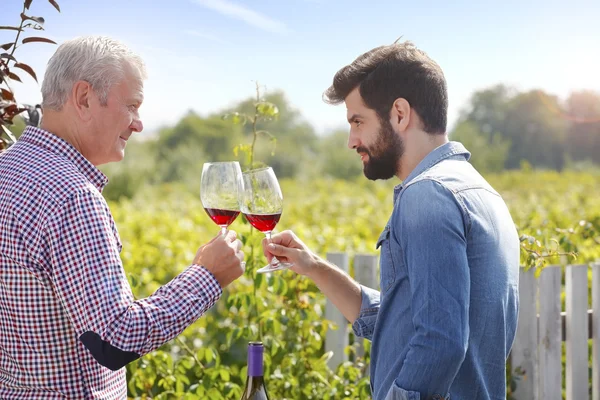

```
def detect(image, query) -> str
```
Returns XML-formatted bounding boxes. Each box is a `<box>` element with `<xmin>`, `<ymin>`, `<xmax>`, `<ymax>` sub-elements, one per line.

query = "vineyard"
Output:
<box><xmin>114</xmin><ymin>170</ymin><xmax>600</xmax><ymax>399</ymax></box>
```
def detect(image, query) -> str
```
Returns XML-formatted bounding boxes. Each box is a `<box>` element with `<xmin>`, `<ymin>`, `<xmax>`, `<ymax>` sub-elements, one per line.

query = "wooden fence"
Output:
<box><xmin>323</xmin><ymin>252</ymin><xmax>600</xmax><ymax>400</ymax></box>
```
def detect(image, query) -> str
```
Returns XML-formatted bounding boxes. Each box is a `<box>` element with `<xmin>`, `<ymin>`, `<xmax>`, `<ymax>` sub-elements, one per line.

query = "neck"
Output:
<box><xmin>397</xmin><ymin>131</ymin><xmax>448</xmax><ymax>181</ymax></box>
<box><xmin>40</xmin><ymin>109</ymin><xmax>85</xmax><ymax>155</ymax></box>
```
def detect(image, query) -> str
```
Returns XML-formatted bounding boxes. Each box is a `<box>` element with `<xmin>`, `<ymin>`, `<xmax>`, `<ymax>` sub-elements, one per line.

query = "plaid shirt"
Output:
<box><xmin>0</xmin><ymin>126</ymin><xmax>222</xmax><ymax>399</ymax></box>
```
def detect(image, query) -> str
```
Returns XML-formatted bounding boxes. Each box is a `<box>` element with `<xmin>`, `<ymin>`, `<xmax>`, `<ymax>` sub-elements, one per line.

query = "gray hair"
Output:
<box><xmin>41</xmin><ymin>35</ymin><xmax>147</xmax><ymax>111</ymax></box>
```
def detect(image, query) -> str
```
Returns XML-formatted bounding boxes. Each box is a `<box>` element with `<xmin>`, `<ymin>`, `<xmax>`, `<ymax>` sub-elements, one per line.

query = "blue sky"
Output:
<box><xmin>2</xmin><ymin>0</ymin><xmax>599</xmax><ymax>136</ymax></box>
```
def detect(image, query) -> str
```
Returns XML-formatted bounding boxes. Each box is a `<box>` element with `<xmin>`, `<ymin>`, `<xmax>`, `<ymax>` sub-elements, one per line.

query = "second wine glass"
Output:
<box><xmin>200</xmin><ymin>161</ymin><xmax>243</xmax><ymax>235</ymax></box>
<box><xmin>239</xmin><ymin>167</ymin><xmax>292</xmax><ymax>273</ymax></box>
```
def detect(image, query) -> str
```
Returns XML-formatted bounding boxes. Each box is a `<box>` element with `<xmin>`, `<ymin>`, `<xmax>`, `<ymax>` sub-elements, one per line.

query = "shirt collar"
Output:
<box><xmin>19</xmin><ymin>126</ymin><xmax>108</xmax><ymax>192</ymax></box>
<box><xmin>393</xmin><ymin>141</ymin><xmax>471</xmax><ymax>200</ymax></box>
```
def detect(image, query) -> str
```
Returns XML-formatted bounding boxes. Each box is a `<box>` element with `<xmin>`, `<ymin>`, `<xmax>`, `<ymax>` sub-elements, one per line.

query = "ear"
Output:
<box><xmin>71</xmin><ymin>80</ymin><xmax>94</xmax><ymax>121</ymax></box>
<box><xmin>391</xmin><ymin>98</ymin><xmax>411</xmax><ymax>132</ymax></box>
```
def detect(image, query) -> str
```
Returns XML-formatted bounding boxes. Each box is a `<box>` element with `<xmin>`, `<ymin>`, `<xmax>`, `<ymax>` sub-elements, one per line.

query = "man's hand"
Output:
<box><xmin>262</xmin><ymin>230</ymin><xmax>321</xmax><ymax>277</ymax></box>
<box><xmin>263</xmin><ymin>229</ymin><xmax>363</xmax><ymax>323</ymax></box>
<box><xmin>194</xmin><ymin>230</ymin><xmax>245</xmax><ymax>288</ymax></box>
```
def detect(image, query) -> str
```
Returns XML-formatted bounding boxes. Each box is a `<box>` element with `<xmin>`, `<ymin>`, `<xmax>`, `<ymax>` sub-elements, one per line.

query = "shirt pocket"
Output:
<box><xmin>376</xmin><ymin>224</ymin><xmax>396</xmax><ymax>293</ymax></box>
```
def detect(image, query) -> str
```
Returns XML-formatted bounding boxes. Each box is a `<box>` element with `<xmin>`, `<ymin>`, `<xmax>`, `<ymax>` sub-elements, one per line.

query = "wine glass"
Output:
<box><xmin>239</xmin><ymin>166</ymin><xmax>292</xmax><ymax>273</ymax></box>
<box><xmin>200</xmin><ymin>161</ymin><xmax>243</xmax><ymax>235</ymax></box>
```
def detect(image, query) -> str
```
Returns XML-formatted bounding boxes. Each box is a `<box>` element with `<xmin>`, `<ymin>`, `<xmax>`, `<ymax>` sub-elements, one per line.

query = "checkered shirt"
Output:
<box><xmin>0</xmin><ymin>126</ymin><xmax>222</xmax><ymax>399</ymax></box>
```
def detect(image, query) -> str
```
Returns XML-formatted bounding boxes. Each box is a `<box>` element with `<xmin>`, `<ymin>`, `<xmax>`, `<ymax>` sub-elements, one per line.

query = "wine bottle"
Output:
<box><xmin>240</xmin><ymin>341</ymin><xmax>270</xmax><ymax>400</ymax></box>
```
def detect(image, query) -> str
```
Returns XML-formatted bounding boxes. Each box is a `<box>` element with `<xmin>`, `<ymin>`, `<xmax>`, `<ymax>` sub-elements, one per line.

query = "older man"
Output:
<box><xmin>0</xmin><ymin>36</ymin><xmax>245</xmax><ymax>399</ymax></box>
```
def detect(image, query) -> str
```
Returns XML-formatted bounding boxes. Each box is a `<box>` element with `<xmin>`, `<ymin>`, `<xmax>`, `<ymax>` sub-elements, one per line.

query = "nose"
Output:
<box><xmin>130</xmin><ymin>117</ymin><xmax>143</xmax><ymax>133</ymax></box>
<box><xmin>347</xmin><ymin>129</ymin><xmax>360</xmax><ymax>150</ymax></box>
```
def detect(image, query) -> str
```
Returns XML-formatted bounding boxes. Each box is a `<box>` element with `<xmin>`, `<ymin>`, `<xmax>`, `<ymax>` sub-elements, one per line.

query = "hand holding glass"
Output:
<box><xmin>240</xmin><ymin>167</ymin><xmax>292</xmax><ymax>273</ymax></box>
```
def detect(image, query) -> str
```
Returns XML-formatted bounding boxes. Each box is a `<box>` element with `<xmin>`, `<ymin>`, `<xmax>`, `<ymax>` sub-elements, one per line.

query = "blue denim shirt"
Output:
<box><xmin>353</xmin><ymin>142</ymin><xmax>520</xmax><ymax>400</ymax></box>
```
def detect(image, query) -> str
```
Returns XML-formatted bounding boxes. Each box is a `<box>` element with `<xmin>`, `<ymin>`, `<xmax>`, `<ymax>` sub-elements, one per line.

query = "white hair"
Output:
<box><xmin>41</xmin><ymin>35</ymin><xmax>147</xmax><ymax>111</ymax></box>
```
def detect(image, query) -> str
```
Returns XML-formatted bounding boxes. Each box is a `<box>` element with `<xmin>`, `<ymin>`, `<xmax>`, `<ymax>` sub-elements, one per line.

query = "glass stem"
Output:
<box><xmin>220</xmin><ymin>226</ymin><xmax>227</xmax><ymax>236</ymax></box>
<box><xmin>265</xmin><ymin>231</ymin><xmax>279</xmax><ymax>266</ymax></box>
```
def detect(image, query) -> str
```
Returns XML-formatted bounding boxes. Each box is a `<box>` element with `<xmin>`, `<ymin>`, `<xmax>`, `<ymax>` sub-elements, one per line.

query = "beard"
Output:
<box><xmin>357</xmin><ymin>118</ymin><xmax>404</xmax><ymax>180</ymax></box>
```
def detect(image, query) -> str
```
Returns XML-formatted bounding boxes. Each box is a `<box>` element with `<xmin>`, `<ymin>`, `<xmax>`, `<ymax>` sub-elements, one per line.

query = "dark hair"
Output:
<box><xmin>323</xmin><ymin>41</ymin><xmax>448</xmax><ymax>134</ymax></box>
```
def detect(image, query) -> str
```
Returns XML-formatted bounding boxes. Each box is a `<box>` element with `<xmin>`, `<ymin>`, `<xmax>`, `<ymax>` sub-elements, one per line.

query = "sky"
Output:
<box><xmin>2</xmin><ymin>0</ymin><xmax>599</xmax><ymax>137</ymax></box>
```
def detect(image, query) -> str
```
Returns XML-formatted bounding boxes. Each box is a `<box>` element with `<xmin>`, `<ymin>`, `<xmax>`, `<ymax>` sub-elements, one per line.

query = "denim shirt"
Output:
<box><xmin>352</xmin><ymin>142</ymin><xmax>520</xmax><ymax>400</ymax></box>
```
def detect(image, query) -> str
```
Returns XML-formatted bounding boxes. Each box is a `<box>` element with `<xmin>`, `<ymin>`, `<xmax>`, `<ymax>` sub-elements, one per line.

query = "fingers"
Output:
<box><xmin>266</xmin><ymin>242</ymin><xmax>293</xmax><ymax>259</ymax></box>
<box><xmin>233</xmin><ymin>238</ymin><xmax>242</xmax><ymax>252</ymax></box>
<box><xmin>216</xmin><ymin>229</ymin><xmax>235</xmax><ymax>241</ymax></box>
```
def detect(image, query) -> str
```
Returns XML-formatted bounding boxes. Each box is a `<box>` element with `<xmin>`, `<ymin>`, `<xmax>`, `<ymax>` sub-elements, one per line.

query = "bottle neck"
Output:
<box><xmin>248</xmin><ymin>347</ymin><xmax>264</xmax><ymax>377</ymax></box>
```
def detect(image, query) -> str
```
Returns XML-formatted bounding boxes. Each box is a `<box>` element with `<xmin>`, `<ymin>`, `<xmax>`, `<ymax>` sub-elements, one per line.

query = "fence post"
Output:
<box><xmin>593</xmin><ymin>262</ymin><xmax>600</xmax><ymax>400</ymax></box>
<box><xmin>538</xmin><ymin>265</ymin><xmax>562</xmax><ymax>400</ymax></box>
<box><xmin>325</xmin><ymin>252</ymin><xmax>350</xmax><ymax>370</ymax></box>
<box><xmin>353</xmin><ymin>254</ymin><xmax>378</xmax><ymax>376</ymax></box>
<box><xmin>511</xmin><ymin>267</ymin><xmax>538</xmax><ymax>400</ymax></box>
<box><xmin>566</xmin><ymin>264</ymin><xmax>590</xmax><ymax>400</ymax></box>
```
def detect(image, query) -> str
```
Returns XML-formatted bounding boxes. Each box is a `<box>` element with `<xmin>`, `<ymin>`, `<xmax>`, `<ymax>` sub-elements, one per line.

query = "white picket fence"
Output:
<box><xmin>324</xmin><ymin>252</ymin><xmax>600</xmax><ymax>400</ymax></box>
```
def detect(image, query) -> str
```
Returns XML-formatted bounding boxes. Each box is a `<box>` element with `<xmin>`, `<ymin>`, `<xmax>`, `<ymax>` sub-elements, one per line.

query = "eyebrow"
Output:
<box><xmin>347</xmin><ymin>113</ymin><xmax>364</xmax><ymax>123</ymax></box>
<box><xmin>129</xmin><ymin>97</ymin><xmax>144</xmax><ymax>106</ymax></box>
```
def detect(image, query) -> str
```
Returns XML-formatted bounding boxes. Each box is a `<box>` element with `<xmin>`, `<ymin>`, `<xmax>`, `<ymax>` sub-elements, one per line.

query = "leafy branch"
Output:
<box><xmin>1</xmin><ymin>0</ymin><xmax>60</xmax><ymax>150</ymax></box>
<box><xmin>222</xmin><ymin>82</ymin><xmax>281</xmax><ymax>343</ymax></box>
<box><xmin>519</xmin><ymin>218</ymin><xmax>600</xmax><ymax>271</ymax></box>
<box><xmin>223</xmin><ymin>81</ymin><xmax>278</xmax><ymax>171</ymax></box>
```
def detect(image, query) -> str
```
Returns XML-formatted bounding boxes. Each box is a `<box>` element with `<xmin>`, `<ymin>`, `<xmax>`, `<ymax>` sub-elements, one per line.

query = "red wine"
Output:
<box><xmin>204</xmin><ymin>208</ymin><xmax>240</xmax><ymax>227</ymax></box>
<box><xmin>240</xmin><ymin>342</ymin><xmax>269</xmax><ymax>400</ymax></box>
<box><xmin>244</xmin><ymin>213</ymin><xmax>281</xmax><ymax>232</ymax></box>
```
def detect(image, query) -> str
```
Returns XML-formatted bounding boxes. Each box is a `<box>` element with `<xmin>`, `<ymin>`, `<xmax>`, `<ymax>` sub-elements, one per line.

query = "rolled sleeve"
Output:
<box><xmin>351</xmin><ymin>284</ymin><xmax>381</xmax><ymax>340</ymax></box>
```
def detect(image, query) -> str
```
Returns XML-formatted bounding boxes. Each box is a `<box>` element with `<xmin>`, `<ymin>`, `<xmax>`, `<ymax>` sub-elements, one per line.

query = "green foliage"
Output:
<box><xmin>449</xmin><ymin>120</ymin><xmax>510</xmax><ymax>173</ymax></box>
<box><xmin>456</xmin><ymin>84</ymin><xmax>600</xmax><ymax>171</ymax></box>
<box><xmin>318</xmin><ymin>130</ymin><xmax>363</xmax><ymax>180</ymax></box>
<box><xmin>118</xmin><ymin>180</ymin><xmax>382</xmax><ymax>399</ymax></box>
<box><xmin>8</xmin><ymin>115</ymin><xmax>25</xmax><ymax>138</ymax></box>
<box><xmin>111</xmin><ymin>168</ymin><xmax>600</xmax><ymax>399</ymax></box>
<box><xmin>565</xmin><ymin>91</ymin><xmax>600</xmax><ymax>164</ymax></box>
<box><xmin>103</xmin><ymin>86</ymin><xmax>600</xmax><ymax>399</ymax></box>
<box><xmin>99</xmin><ymin>139</ymin><xmax>157</xmax><ymax>201</ymax></box>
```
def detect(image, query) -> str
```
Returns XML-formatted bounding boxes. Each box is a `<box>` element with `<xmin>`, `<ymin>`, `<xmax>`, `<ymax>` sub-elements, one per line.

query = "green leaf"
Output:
<box><xmin>256</xmin><ymin>102</ymin><xmax>279</xmax><ymax>117</ymax></box>
<box><xmin>1</xmin><ymin>124</ymin><xmax>17</xmax><ymax>143</ymax></box>
<box><xmin>219</xmin><ymin>369</ymin><xmax>230</xmax><ymax>381</ymax></box>
<box><xmin>255</xmin><ymin>271</ymin><xmax>263</xmax><ymax>288</ymax></box>
<box><xmin>127</xmin><ymin>273</ymin><xmax>139</xmax><ymax>288</ymax></box>
<box><xmin>320</xmin><ymin>351</ymin><xmax>334</xmax><ymax>363</ymax></box>
<box><xmin>196</xmin><ymin>348</ymin><xmax>205</xmax><ymax>362</ymax></box>
<box><xmin>180</xmin><ymin>356</ymin><xmax>195</xmax><ymax>369</ymax></box>
<box><xmin>205</xmin><ymin>348</ymin><xmax>214</xmax><ymax>363</ymax></box>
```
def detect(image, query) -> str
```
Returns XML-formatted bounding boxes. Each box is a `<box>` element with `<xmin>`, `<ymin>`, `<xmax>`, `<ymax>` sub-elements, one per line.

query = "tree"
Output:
<box><xmin>564</xmin><ymin>90</ymin><xmax>600</xmax><ymax>165</ymax></box>
<box><xmin>152</xmin><ymin>111</ymin><xmax>244</xmax><ymax>184</ymax></box>
<box><xmin>457</xmin><ymin>85</ymin><xmax>569</xmax><ymax>170</ymax></box>
<box><xmin>502</xmin><ymin>90</ymin><xmax>567</xmax><ymax>170</ymax></box>
<box><xmin>318</xmin><ymin>130</ymin><xmax>363</xmax><ymax>180</ymax></box>
<box><xmin>450</xmin><ymin>121</ymin><xmax>510</xmax><ymax>173</ymax></box>
<box><xmin>1</xmin><ymin>0</ymin><xmax>60</xmax><ymax>150</ymax></box>
<box><xmin>220</xmin><ymin>88</ymin><xmax>318</xmax><ymax>178</ymax></box>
